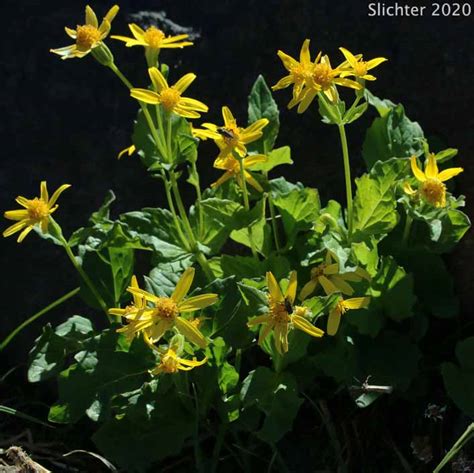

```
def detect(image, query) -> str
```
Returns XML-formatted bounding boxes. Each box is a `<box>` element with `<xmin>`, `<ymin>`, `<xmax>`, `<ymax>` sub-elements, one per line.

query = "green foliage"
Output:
<box><xmin>442</xmin><ymin>338</ymin><xmax>474</xmax><ymax>417</ymax></box>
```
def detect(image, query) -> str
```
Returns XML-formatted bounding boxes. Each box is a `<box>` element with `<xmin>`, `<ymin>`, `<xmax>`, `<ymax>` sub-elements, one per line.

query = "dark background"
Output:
<box><xmin>2</xmin><ymin>0</ymin><xmax>473</xmax><ymax>362</ymax></box>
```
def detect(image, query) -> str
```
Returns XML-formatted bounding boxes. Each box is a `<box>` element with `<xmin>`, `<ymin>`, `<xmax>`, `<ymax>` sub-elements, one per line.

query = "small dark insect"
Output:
<box><xmin>284</xmin><ymin>298</ymin><xmax>293</xmax><ymax>314</ymax></box>
<box><xmin>217</xmin><ymin>127</ymin><xmax>236</xmax><ymax>140</ymax></box>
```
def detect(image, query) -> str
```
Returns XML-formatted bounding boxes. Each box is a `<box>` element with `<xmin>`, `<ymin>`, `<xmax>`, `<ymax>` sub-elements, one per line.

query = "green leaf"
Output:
<box><xmin>48</xmin><ymin>330</ymin><xmax>155</xmax><ymax>424</ymax></box>
<box><xmin>273</xmin><ymin>186</ymin><xmax>320</xmax><ymax>248</ymax></box>
<box><xmin>247</xmin><ymin>75</ymin><xmax>279</xmax><ymax>154</ymax></box>
<box><xmin>352</xmin><ymin>158</ymin><xmax>409</xmax><ymax>242</ymax></box>
<box><xmin>250</xmin><ymin>146</ymin><xmax>293</xmax><ymax>173</ymax></box>
<box><xmin>240</xmin><ymin>367</ymin><xmax>303</xmax><ymax>443</ymax></box>
<box><xmin>90</xmin><ymin>190</ymin><xmax>116</xmax><ymax>224</ymax></box>
<box><xmin>28</xmin><ymin>316</ymin><xmax>94</xmax><ymax>383</ymax></box>
<box><xmin>220</xmin><ymin>254</ymin><xmax>290</xmax><ymax>280</ymax></box>
<box><xmin>435</xmin><ymin>148</ymin><xmax>458</xmax><ymax>164</ymax></box>
<box><xmin>364</xmin><ymin>89</ymin><xmax>396</xmax><ymax>117</ymax></box>
<box><xmin>442</xmin><ymin>337</ymin><xmax>474</xmax><ymax>417</ymax></box>
<box><xmin>362</xmin><ymin>102</ymin><xmax>424</xmax><ymax>169</ymax></box>
<box><xmin>344</xmin><ymin>102</ymin><xmax>368</xmax><ymax>124</ymax></box>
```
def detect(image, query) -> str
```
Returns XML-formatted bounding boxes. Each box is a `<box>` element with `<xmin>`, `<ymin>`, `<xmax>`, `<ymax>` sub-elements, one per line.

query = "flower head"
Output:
<box><xmin>110</xmin><ymin>267</ymin><xmax>218</xmax><ymax>348</ymax></box>
<box><xmin>3</xmin><ymin>181</ymin><xmax>71</xmax><ymax>243</ymax></box>
<box><xmin>272</xmin><ymin>39</ymin><xmax>314</xmax><ymax>99</ymax></box>
<box><xmin>300</xmin><ymin>251</ymin><xmax>370</xmax><ymax>300</ymax></box>
<box><xmin>199</xmin><ymin>106</ymin><xmax>269</xmax><ymax>159</ymax></box>
<box><xmin>248</xmin><ymin>271</ymin><xmax>324</xmax><ymax>354</ymax></box>
<box><xmin>291</xmin><ymin>54</ymin><xmax>362</xmax><ymax>113</ymax></box>
<box><xmin>338</xmin><ymin>47</ymin><xmax>387</xmax><ymax>81</ymax></box>
<box><xmin>211</xmin><ymin>154</ymin><xmax>267</xmax><ymax>192</ymax></box>
<box><xmin>112</xmin><ymin>24</ymin><xmax>193</xmax><ymax>51</ymax></box>
<box><xmin>328</xmin><ymin>296</ymin><xmax>370</xmax><ymax>336</ymax></box>
<box><xmin>410</xmin><ymin>154</ymin><xmax>463</xmax><ymax>207</ymax></box>
<box><xmin>130</xmin><ymin>67</ymin><xmax>208</xmax><ymax>118</ymax></box>
<box><xmin>50</xmin><ymin>5</ymin><xmax>119</xmax><ymax>60</ymax></box>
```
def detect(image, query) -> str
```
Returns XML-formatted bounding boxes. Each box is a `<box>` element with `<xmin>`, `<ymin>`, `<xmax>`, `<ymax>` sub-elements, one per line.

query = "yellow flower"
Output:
<box><xmin>150</xmin><ymin>347</ymin><xmax>207</xmax><ymax>375</ymax></box>
<box><xmin>130</xmin><ymin>67</ymin><xmax>208</xmax><ymax>119</ymax></box>
<box><xmin>338</xmin><ymin>47</ymin><xmax>387</xmax><ymax>81</ymax></box>
<box><xmin>3</xmin><ymin>181</ymin><xmax>71</xmax><ymax>243</ymax></box>
<box><xmin>211</xmin><ymin>154</ymin><xmax>267</xmax><ymax>192</ymax></box>
<box><xmin>410</xmin><ymin>154</ymin><xmax>463</xmax><ymax>207</ymax></box>
<box><xmin>109</xmin><ymin>275</ymin><xmax>146</xmax><ymax>337</ymax></box>
<box><xmin>327</xmin><ymin>296</ymin><xmax>370</xmax><ymax>336</ymax></box>
<box><xmin>50</xmin><ymin>5</ymin><xmax>119</xmax><ymax>60</ymax></box>
<box><xmin>199</xmin><ymin>106</ymin><xmax>269</xmax><ymax>159</ymax></box>
<box><xmin>117</xmin><ymin>144</ymin><xmax>136</xmax><ymax>160</ymax></box>
<box><xmin>112</xmin><ymin>24</ymin><xmax>193</xmax><ymax>51</ymax></box>
<box><xmin>272</xmin><ymin>39</ymin><xmax>314</xmax><ymax>99</ymax></box>
<box><xmin>300</xmin><ymin>251</ymin><xmax>370</xmax><ymax>300</ymax></box>
<box><xmin>248</xmin><ymin>271</ymin><xmax>324</xmax><ymax>354</ymax></box>
<box><xmin>292</xmin><ymin>54</ymin><xmax>362</xmax><ymax>113</ymax></box>
<box><xmin>110</xmin><ymin>267</ymin><xmax>218</xmax><ymax>348</ymax></box>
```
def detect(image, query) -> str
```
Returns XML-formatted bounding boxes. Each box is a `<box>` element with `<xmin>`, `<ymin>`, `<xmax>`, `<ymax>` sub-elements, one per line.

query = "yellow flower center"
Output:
<box><xmin>27</xmin><ymin>198</ymin><xmax>50</xmax><ymax>221</ymax></box>
<box><xmin>152</xmin><ymin>297</ymin><xmax>179</xmax><ymax>319</ymax></box>
<box><xmin>420</xmin><ymin>179</ymin><xmax>446</xmax><ymax>207</ymax></box>
<box><xmin>312</xmin><ymin>63</ymin><xmax>333</xmax><ymax>89</ymax></box>
<box><xmin>353</xmin><ymin>61</ymin><xmax>368</xmax><ymax>76</ymax></box>
<box><xmin>75</xmin><ymin>24</ymin><xmax>101</xmax><ymax>50</ymax></box>
<box><xmin>218</xmin><ymin>125</ymin><xmax>240</xmax><ymax>146</ymax></box>
<box><xmin>269</xmin><ymin>297</ymin><xmax>291</xmax><ymax>324</ymax></box>
<box><xmin>143</xmin><ymin>26</ymin><xmax>165</xmax><ymax>49</ymax></box>
<box><xmin>160</xmin><ymin>350</ymin><xmax>179</xmax><ymax>373</ymax></box>
<box><xmin>160</xmin><ymin>88</ymin><xmax>181</xmax><ymax>111</ymax></box>
<box><xmin>291</xmin><ymin>63</ymin><xmax>312</xmax><ymax>83</ymax></box>
<box><xmin>310</xmin><ymin>263</ymin><xmax>327</xmax><ymax>280</ymax></box>
<box><xmin>336</xmin><ymin>301</ymin><xmax>347</xmax><ymax>315</ymax></box>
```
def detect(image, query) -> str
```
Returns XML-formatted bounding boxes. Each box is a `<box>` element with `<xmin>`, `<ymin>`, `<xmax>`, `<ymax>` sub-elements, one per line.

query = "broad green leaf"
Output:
<box><xmin>362</xmin><ymin>102</ymin><xmax>424</xmax><ymax>169</ymax></box>
<box><xmin>250</xmin><ymin>146</ymin><xmax>293</xmax><ymax>173</ymax></box>
<box><xmin>28</xmin><ymin>316</ymin><xmax>93</xmax><ymax>383</ymax></box>
<box><xmin>247</xmin><ymin>75</ymin><xmax>279</xmax><ymax>154</ymax></box>
<box><xmin>442</xmin><ymin>337</ymin><xmax>474</xmax><ymax>417</ymax></box>
<box><xmin>364</xmin><ymin>89</ymin><xmax>396</xmax><ymax>117</ymax></box>
<box><xmin>352</xmin><ymin>158</ymin><xmax>409</xmax><ymax>242</ymax></box>
<box><xmin>240</xmin><ymin>367</ymin><xmax>303</xmax><ymax>443</ymax></box>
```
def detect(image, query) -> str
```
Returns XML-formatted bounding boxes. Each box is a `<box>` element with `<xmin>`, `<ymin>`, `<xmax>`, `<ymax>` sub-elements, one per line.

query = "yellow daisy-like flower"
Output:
<box><xmin>327</xmin><ymin>296</ymin><xmax>370</xmax><ymax>336</ymax></box>
<box><xmin>199</xmin><ymin>106</ymin><xmax>269</xmax><ymax>159</ymax></box>
<box><xmin>248</xmin><ymin>271</ymin><xmax>324</xmax><ymax>354</ymax></box>
<box><xmin>410</xmin><ymin>154</ymin><xmax>463</xmax><ymax>208</ymax></box>
<box><xmin>112</xmin><ymin>24</ymin><xmax>193</xmax><ymax>51</ymax></box>
<box><xmin>272</xmin><ymin>39</ymin><xmax>314</xmax><ymax>99</ymax></box>
<box><xmin>300</xmin><ymin>251</ymin><xmax>370</xmax><ymax>300</ymax></box>
<box><xmin>292</xmin><ymin>54</ymin><xmax>362</xmax><ymax>113</ymax></box>
<box><xmin>211</xmin><ymin>154</ymin><xmax>267</xmax><ymax>192</ymax></box>
<box><xmin>150</xmin><ymin>347</ymin><xmax>207</xmax><ymax>376</ymax></box>
<box><xmin>110</xmin><ymin>267</ymin><xmax>218</xmax><ymax>348</ymax></box>
<box><xmin>130</xmin><ymin>67</ymin><xmax>208</xmax><ymax>119</ymax></box>
<box><xmin>338</xmin><ymin>47</ymin><xmax>387</xmax><ymax>81</ymax></box>
<box><xmin>50</xmin><ymin>5</ymin><xmax>119</xmax><ymax>60</ymax></box>
<box><xmin>3</xmin><ymin>181</ymin><xmax>71</xmax><ymax>243</ymax></box>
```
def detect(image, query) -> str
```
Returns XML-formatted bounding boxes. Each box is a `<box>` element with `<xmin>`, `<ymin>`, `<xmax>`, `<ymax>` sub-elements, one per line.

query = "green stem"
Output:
<box><xmin>61</xmin><ymin>238</ymin><xmax>109</xmax><ymax>317</ymax></box>
<box><xmin>264</xmin><ymin>171</ymin><xmax>281</xmax><ymax>251</ymax></box>
<box><xmin>434</xmin><ymin>423</ymin><xmax>474</xmax><ymax>473</ymax></box>
<box><xmin>0</xmin><ymin>287</ymin><xmax>80</xmax><ymax>351</ymax></box>
<box><xmin>337</xmin><ymin>123</ymin><xmax>353</xmax><ymax>234</ymax></box>
<box><xmin>191</xmin><ymin>159</ymin><xmax>204</xmax><ymax>239</ymax></box>
<box><xmin>170</xmin><ymin>172</ymin><xmax>214</xmax><ymax>281</ymax></box>
<box><xmin>402</xmin><ymin>214</ymin><xmax>413</xmax><ymax>246</ymax></box>
<box><xmin>237</xmin><ymin>157</ymin><xmax>259</xmax><ymax>259</ymax></box>
<box><xmin>210</xmin><ymin>423</ymin><xmax>228</xmax><ymax>473</ymax></box>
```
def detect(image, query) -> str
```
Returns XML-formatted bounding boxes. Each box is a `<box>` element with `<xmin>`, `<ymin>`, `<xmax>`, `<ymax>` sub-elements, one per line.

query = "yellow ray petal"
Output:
<box><xmin>299</xmin><ymin>279</ymin><xmax>318</xmax><ymax>301</ymax></box>
<box><xmin>104</xmin><ymin>5</ymin><xmax>119</xmax><ymax>23</ymax></box>
<box><xmin>266</xmin><ymin>271</ymin><xmax>284</xmax><ymax>302</ymax></box>
<box><xmin>343</xmin><ymin>297</ymin><xmax>370</xmax><ymax>310</ymax></box>
<box><xmin>319</xmin><ymin>275</ymin><xmax>339</xmax><ymax>295</ymax></box>
<box><xmin>129</xmin><ymin>23</ymin><xmax>145</xmax><ymax>41</ymax></box>
<box><xmin>292</xmin><ymin>314</ymin><xmax>324</xmax><ymax>338</ymax></box>
<box><xmin>424</xmin><ymin>154</ymin><xmax>439</xmax><ymax>179</ymax></box>
<box><xmin>410</xmin><ymin>156</ymin><xmax>426</xmax><ymax>182</ymax></box>
<box><xmin>243</xmin><ymin>171</ymin><xmax>263</xmax><ymax>192</ymax></box>
<box><xmin>285</xmin><ymin>271</ymin><xmax>298</xmax><ymax>304</ymax></box>
<box><xmin>327</xmin><ymin>309</ymin><xmax>341</xmax><ymax>336</ymax></box>
<box><xmin>366</xmin><ymin>57</ymin><xmax>388</xmax><ymax>70</ymax></box>
<box><xmin>299</xmin><ymin>39</ymin><xmax>311</xmax><ymax>64</ymax></box>
<box><xmin>85</xmin><ymin>5</ymin><xmax>98</xmax><ymax>27</ymax></box>
<box><xmin>248</xmin><ymin>314</ymin><xmax>271</xmax><ymax>326</ymax></box>
<box><xmin>437</xmin><ymin>167</ymin><xmax>463</xmax><ymax>182</ymax></box>
<box><xmin>330</xmin><ymin>275</ymin><xmax>355</xmax><ymax>296</ymax></box>
<box><xmin>48</xmin><ymin>184</ymin><xmax>71</xmax><ymax>208</ymax></box>
<box><xmin>178</xmin><ymin>293</ymin><xmax>218</xmax><ymax>312</ymax></box>
<box><xmin>171</xmin><ymin>267</ymin><xmax>195</xmax><ymax>303</ymax></box>
<box><xmin>3</xmin><ymin>220</ymin><xmax>29</xmax><ymax>238</ymax></box>
<box><xmin>222</xmin><ymin>106</ymin><xmax>235</xmax><ymax>126</ymax></box>
<box><xmin>339</xmin><ymin>47</ymin><xmax>358</xmax><ymax>68</ymax></box>
<box><xmin>175</xmin><ymin>317</ymin><xmax>207</xmax><ymax>348</ymax></box>
<box><xmin>148</xmin><ymin>67</ymin><xmax>168</xmax><ymax>91</ymax></box>
<box><xmin>130</xmin><ymin>88</ymin><xmax>160</xmax><ymax>104</ymax></box>
<box><xmin>4</xmin><ymin>209</ymin><xmax>29</xmax><ymax>221</ymax></box>
<box><xmin>174</xmin><ymin>73</ymin><xmax>196</xmax><ymax>93</ymax></box>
